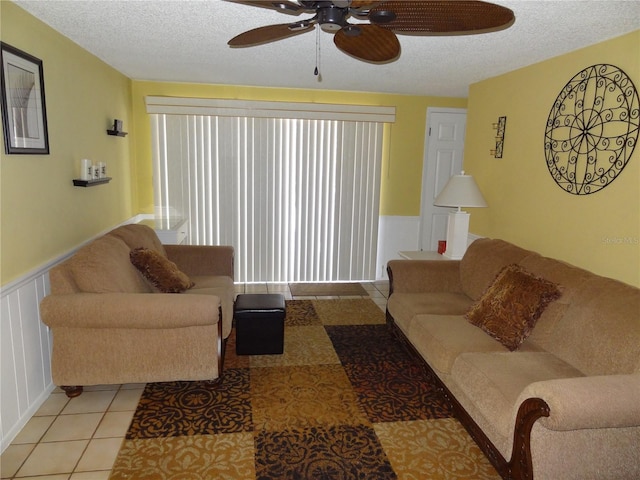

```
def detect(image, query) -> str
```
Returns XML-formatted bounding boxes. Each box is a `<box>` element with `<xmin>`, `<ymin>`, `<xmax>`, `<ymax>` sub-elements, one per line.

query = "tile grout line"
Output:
<box><xmin>73</xmin><ymin>385</ymin><xmax>124</xmax><ymax>476</ymax></box>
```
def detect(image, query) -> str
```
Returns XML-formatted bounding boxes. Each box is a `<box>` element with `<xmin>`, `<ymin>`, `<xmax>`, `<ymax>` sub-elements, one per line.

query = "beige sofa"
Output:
<box><xmin>386</xmin><ymin>238</ymin><xmax>640</xmax><ymax>480</ymax></box>
<box><xmin>40</xmin><ymin>224</ymin><xmax>235</xmax><ymax>397</ymax></box>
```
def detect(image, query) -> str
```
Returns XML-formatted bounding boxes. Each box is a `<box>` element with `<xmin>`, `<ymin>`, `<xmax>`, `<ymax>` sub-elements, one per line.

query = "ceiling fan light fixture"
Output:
<box><xmin>369</xmin><ymin>10</ymin><xmax>396</xmax><ymax>24</ymax></box>
<box><xmin>343</xmin><ymin>24</ymin><xmax>362</xmax><ymax>36</ymax></box>
<box><xmin>318</xmin><ymin>5</ymin><xmax>348</xmax><ymax>33</ymax></box>
<box><xmin>321</xmin><ymin>23</ymin><xmax>343</xmax><ymax>32</ymax></box>
<box><xmin>289</xmin><ymin>20</ymin><xmax>313</xmax><ymax>31</ymax></box>
<box><xmin>271</xmin><ymin>2</ymin><xmax>299</xmax><ymax>12</ymax></box>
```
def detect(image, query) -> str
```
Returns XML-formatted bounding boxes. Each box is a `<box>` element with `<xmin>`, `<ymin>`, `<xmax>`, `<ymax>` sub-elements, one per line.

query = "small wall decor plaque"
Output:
<box><xmin>544</xmin><ymin>64</ymin><xmax>638</xmax><ymax>195</ymax></box>
<box><xmin>0</xmin><ymin>42</ymin><xmax>49</xmax><ymax>154</ymax></box>
<box><xmin>492</xmin><ymin>116</ymin><xmax>507</xmax><ymax>158</ymax></box>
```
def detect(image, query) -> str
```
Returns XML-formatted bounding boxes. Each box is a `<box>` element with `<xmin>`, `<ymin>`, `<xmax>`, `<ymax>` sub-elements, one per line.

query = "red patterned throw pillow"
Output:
<box><xmin>465</xmin><ymin>264</ymin><xmax>561</xmax><ymax>351</ymax></box>
<box><xmin>129</xmin><ymin>247</ymin><xmax>194</xmax><ymax>293</ymax></box>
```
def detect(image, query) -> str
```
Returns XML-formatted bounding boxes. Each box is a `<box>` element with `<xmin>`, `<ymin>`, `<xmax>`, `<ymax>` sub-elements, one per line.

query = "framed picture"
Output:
<box><xmin>1</xmin><ymin>42</ymin><xmax>49</xmax><ymax>154</ymax></box>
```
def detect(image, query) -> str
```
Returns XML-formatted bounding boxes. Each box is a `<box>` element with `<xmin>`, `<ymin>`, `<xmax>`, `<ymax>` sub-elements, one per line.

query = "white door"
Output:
<box><xmin>419</xmin><ymin>108</ymin><xmax>467</xmax><ymax>251</ymax></box>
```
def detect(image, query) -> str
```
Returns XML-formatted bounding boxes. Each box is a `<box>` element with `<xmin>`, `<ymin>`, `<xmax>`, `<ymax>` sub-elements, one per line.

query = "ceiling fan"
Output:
<box><xmin>226</xmin><ymin>1</ymin><xmax>515</xmax><ymax>63</ymax></box>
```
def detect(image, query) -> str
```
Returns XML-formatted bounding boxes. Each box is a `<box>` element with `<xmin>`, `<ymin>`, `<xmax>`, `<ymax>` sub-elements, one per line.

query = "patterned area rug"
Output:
<box><xmin>289</xmin><ymin>282</ymin><xmax>368</xmax><ymax>297</ymax></box>
<box><xmin>110</xmin><ymin>299</ymin><xmax>500</xmax><ymax>479</ymax></box>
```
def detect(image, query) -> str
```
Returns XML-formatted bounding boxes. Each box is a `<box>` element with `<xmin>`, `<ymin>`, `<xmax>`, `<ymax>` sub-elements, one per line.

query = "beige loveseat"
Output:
<box><xmin>386</xmin><ymin>238</ymin><xmax>640</xmax><ymax>480</ymax></box>
<box><xmin>40</xmin><ymin>223</ymin><xmax>235</xmax><ymax>397</ymax></box>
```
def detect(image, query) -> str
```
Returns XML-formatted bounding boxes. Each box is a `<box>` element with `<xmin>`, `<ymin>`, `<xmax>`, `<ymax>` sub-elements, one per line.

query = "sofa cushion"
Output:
<box><xmin>451</xmin><ymin>352</ymin><xmax>584</xmax><ymax>440</ymax></box>
<box><xmin>518</xmin><ymin>254</ymin><xmax>593</xmax><ymax>349</ymax></box>
<box><xmin>460</xmin><ymin>238</ymin><xmax>534</xmax><ymax>300</ymax></box>
<box><xmin>465</xmin><ymin>264</ymin><xmax>562</xmax><ymax>351</ymax></box>
<box><xmin>130</xmin><ymin>248</ymin><xmax>195</xmax><ymax>293</ymax></box>
<box><xmin>542</xmin><ymin>276</ymin><xmax>640</xmax><ymax>376</ymax></box>
<box><xmin>407</xmin><ymin>314</ymin><xmax>511</xmax><ymax>375</ymax></box>
<box><xmin>108</xmin><ymin>224</ymin><xmax>167</xmax><ymax>257</ymax></box>
<box><xmin>387</xmin><ymin>292</ymin><xmax>474</xmax><ymax>334</ymax></box>
<box><xmin>49</xmin><ymin>263</ymin><xmax>81</xmax><ymax>295</ymax></box>
<box><xmin>70</xmin><ymin>236</ymin><xmax>152</xmax><ymax>294</ymax></box>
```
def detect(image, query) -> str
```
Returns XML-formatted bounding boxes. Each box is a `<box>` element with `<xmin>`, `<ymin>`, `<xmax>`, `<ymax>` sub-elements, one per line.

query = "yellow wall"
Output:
<box><xmin>6</xmin><ymin>1</ymin><xmax>636</xmax><ymax>288</ymax></box>
<box><xmin>130</xmin><ymin>82</ymin><xmax>466</xmax><ymax>216</ymax></box>
<box><xmin>0</xmin><ymin>2</ymin><xmax>134</xmax><ymax>285</ymax></box>
<box><xmin>465</xmin><ymin>31</ymin><xmax>640</xmax><ymax>287</ymax></box>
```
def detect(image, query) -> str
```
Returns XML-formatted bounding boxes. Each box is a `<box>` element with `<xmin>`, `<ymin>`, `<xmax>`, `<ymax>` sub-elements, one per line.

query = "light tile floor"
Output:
<box><xmin>1</xmin><ymin>281</ymin><xmax>389</xmax><ymax>479</ymax></box>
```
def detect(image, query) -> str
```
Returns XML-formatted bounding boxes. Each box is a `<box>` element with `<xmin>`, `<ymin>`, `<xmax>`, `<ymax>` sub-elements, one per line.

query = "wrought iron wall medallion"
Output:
<box><xmin>544</xmin><ymin>64</ymin><xmax>639</xmax><ymax>195</ymax></box>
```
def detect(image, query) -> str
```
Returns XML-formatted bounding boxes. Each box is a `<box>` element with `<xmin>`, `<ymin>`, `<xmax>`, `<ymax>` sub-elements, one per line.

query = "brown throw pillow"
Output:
<box><xmin>465</xmin><ymin>264</ymin><xmax>561</xmax><ymax>351</ymax></box>
<box><xmin>129</xmin><ymin>247</ymin><xmax>194</xmax><ymax>293</ymax></box>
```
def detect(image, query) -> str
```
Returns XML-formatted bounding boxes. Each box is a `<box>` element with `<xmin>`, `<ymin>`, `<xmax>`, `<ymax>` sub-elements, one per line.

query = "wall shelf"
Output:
<box><xmin>73</xmin><ymin>177</ymin><xmax>112</xmax><ymax>187</ymax></box>
<box><xmin>106</xmin><ymin>129</ymin><xmax>127</xmax><ymax>137</ymax></box>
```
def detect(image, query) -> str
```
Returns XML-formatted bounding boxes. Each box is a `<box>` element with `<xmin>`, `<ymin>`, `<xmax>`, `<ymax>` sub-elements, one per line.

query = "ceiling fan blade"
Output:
<box><xmin>370</xmin><ymin>0</ymin><xmax>515</xmax><ymax>35</ymax></box>
<box><xmin>349</xmin><ymin>0</ymin><xmax>383</xmax><ymax>8</ymax></box>
<box><xmin>225</xmin><ymin>0</ymin><xmax>306</xmax><ymax>15</ymax></box>
<box><xmin>334</xmin><ymin>24</ymin><xmax>400</xmax><ymax>63</ymax></box>
<box><xmin>228</xmin><ymin>23</ymin><xmax>315</xmax><ymax>47</ymax></box>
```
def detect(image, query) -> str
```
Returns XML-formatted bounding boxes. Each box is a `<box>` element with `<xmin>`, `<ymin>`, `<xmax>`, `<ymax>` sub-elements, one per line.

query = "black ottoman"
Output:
<box><xmin>234</xmin><ymin>293</ymin><xmax>286</xmax><ymax>355</ymax></box>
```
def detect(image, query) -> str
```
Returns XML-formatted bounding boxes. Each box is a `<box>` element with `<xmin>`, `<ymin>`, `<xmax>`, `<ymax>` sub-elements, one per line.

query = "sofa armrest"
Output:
<box><xmin>387</xmin><ymin>259</ymin><xmax>463</xmax><ymax>295</ymax></box>
<box><xmin>40</xmin><ymin>293</ymin><xmax>220</xmax><ymax>329</ymax></box>
<box><xmin>165</xmin><ymin>245</ymin><xmax>234</xmax><ymax>279</ymax></box>
<box><xmin>516</xmin><ymin>374</ymin><xmax>640</xmax><ymax>431</ymax></box>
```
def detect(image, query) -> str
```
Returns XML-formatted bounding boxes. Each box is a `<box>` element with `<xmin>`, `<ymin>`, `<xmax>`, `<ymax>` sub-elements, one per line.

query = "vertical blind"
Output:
<box><xmin>148</xmin><ymin>100</ymin><xmax>392</xmax><ymax>283</ymax></box>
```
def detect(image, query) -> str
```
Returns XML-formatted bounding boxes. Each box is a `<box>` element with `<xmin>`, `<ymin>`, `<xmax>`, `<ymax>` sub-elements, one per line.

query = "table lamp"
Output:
<box><xmin>434</xmin><ymin>171</ymin><xmax>487</xmax><ymax>259</ymax></box>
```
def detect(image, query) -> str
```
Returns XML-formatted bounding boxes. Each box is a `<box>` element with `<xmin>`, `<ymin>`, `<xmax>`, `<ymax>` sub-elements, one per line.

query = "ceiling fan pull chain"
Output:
<box><xmin>314</xmin><ymin>24</ymin><xmax>321</xmax><ymax>77</ymax></box>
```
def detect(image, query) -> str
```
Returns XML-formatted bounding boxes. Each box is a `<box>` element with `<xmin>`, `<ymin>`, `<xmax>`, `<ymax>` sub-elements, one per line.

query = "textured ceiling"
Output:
<box><xmin>12</xmin><ymin>0</ymin><xmax>640</xmax><ymax>97</ymax></box>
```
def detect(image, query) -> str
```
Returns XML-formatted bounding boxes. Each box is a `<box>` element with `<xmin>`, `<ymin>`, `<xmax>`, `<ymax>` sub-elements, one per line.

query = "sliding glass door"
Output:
<box><xmin>151</xmin><ymin>112</ymin><xmax>385</xmax><ymax>283</ymax></box>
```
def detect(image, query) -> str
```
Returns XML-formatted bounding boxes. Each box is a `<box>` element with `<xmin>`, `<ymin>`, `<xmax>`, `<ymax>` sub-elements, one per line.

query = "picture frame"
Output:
<box><xmin>1</xmin><ymin>42</ymin><xmax>49</xmax><ymax>154</ymax></box>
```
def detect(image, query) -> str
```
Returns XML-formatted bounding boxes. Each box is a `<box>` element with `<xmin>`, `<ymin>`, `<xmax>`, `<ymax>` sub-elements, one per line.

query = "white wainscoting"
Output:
<box><xmin>0</xmin><ymin>218</ymin><xmax>143</xmax><ymax>453</ymax></box>
<box><xmin>375</xmin><ymin>215</ymin><xmax>484</xmax><ymax>280</ymax></box>
<box><xmin>1</xmin><ymin>261</ymin><xmax>55</xmax><ymax>453</ymax></box>
<box><xmin>376</xmin><ymin>215</ymin><xmax>422</xmax><ymax>280</ymax></box>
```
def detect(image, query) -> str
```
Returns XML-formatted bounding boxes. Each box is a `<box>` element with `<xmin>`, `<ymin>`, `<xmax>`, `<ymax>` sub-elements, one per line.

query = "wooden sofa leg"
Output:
<box><xmin>61</xmin><ymin>386</ymin><xmax>83</xmax><ymax>398</ymax></box>
<box><xmin>508</xmin><ymin>397</ymin><xmax>550</xmax><ymax>480</ymax></box>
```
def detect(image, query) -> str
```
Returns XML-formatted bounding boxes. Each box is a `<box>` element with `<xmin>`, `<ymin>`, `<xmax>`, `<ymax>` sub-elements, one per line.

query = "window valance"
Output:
<box><xmin>145</xmin><ymin>96</ymin><xmax>396</xmax><ymax>123</ymax></box>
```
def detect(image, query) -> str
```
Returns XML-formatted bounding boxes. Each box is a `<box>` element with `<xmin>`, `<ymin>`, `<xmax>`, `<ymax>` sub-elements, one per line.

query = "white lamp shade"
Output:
<box><xmin>434</xmin><ymin>172</ymin><xmax>488</xmax><ymax>208</ymax></box>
